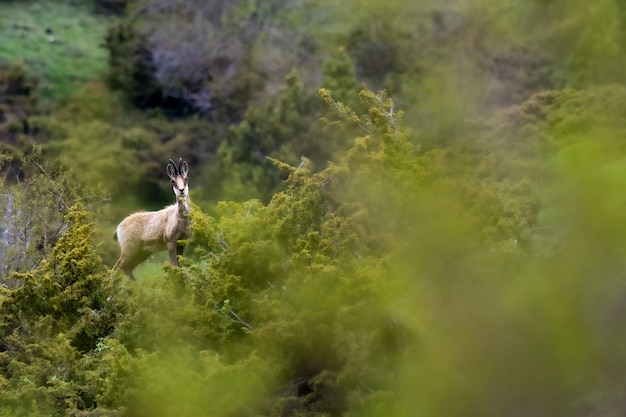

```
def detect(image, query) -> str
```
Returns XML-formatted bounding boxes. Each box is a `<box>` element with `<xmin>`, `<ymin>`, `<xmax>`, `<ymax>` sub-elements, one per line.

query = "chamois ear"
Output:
<box><xmin>180</xmin><ymin>159</ymin><xmax>189</xmax><ymax>177</ymax></box>
<box><xmin>166</xmin><ymin>160</ymin><xmax>177</xmax><ymax>179</ymax></box>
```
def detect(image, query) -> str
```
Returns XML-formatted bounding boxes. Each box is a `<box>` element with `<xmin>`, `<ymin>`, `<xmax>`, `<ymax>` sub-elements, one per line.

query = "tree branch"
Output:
<box><xmin>228</xmin><ymin>308</ymin><xmax>253</xmax><ymax>330</ymax></box>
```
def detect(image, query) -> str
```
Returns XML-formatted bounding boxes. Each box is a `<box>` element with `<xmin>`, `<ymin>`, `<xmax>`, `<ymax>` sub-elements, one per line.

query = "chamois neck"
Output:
<box><xmin>177</xmin><ymin>195</ymin><xmax>190</xmax><ymax>216</ymax></box>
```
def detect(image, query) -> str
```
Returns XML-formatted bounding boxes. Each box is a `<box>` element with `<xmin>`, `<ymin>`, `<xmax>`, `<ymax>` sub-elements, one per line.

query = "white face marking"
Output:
<box><xmin>172</xmin><ymin>175</ymin><xmax>189</xmax><ymax>198</ymax></box>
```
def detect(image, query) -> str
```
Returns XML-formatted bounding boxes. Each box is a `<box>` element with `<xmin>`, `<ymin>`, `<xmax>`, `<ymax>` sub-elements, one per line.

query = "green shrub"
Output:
<box><xmin>0</xmin><ymin>61</ymin><xmax>38</xmax><ymax>143</ymax></box>
<box><xmin>0</xmin><ymin>153</ymin><xmax>109</xmax><ymax>277</ymax></box>
<box><xmin>0</xmin><ymin>203</ymin><xmax>126</xmax><ymax>416</ymax></box>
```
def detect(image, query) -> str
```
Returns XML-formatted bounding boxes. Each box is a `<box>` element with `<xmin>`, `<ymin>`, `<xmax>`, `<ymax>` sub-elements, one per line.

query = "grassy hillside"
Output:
<box><xmin>0</xmin><ymin>0</ymin><xmax>110</xmax><ymax>101</ymax></box>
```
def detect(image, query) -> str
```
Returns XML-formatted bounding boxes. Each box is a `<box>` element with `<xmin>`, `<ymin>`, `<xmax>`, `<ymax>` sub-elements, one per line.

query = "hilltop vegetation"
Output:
<box><xmin>2</xmin><ymin>1</ymin><xmax>626</xmax><ymax>416</ymax></box>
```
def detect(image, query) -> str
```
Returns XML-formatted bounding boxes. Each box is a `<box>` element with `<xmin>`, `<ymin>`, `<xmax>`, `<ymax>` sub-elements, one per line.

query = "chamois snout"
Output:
<box><xmin>174</xmin><ymin>185</ymin><xmax>186</xmax><ymax>194</ymax></box>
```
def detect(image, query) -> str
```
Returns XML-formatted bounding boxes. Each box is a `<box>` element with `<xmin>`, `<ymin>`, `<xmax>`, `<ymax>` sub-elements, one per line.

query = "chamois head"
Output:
<box><xmin>167</xmin><ymin>157</ymin><xmax>189</xmax><ymax>199</ymax></box>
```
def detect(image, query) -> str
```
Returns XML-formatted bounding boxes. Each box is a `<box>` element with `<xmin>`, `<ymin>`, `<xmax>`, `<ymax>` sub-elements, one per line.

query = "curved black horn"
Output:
<box><xmin>177</xmin><ymin>157</ymin><xmax>184</xmax><ymax>174</ymax></box>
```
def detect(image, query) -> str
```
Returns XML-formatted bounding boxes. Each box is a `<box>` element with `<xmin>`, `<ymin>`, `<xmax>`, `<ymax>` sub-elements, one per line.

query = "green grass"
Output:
<box><xmin>0</xmin><ymin>0</ymin><xmax>112</xmax><ymax>101</ymax></box>
<box><xmin>108</xmin><ymin>254</ymin><xmax>170</xmax><ymax>283</ymax></box>
<box><xmin>133</xmin><ymin>253</ymin><xmax>171</xmax><ymax>282</ymax></box>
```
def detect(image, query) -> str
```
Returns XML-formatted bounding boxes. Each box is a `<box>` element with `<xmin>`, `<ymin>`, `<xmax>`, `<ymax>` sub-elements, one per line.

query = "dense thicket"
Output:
<box><xmin>3</xmin><ymin>1</ymin><xmax>626</xmax><ymax>416</ymax></box>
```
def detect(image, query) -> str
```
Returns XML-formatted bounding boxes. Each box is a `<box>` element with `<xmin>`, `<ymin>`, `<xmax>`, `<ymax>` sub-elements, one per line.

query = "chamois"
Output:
<box><xmin>113</xmin><ymin>158</ymin><xmax>190</xmax><ymax>280</ymax></box>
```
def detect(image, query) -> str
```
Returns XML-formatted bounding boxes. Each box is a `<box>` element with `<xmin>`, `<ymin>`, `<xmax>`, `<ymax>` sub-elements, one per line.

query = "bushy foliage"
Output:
<box><xmin>516</xmin><ymin>0</ymin><xmax>626</xmax><ymax>87</ymax></box>
<box><xmin>104</xmin><ymin>0</ymin><xmax>291</xmax><ymax>120</ymax></box>
<box><xmin>104</xmin><ymin>20</ymin><xmax>160</xmax><ymax>111</ymax></box>
<box><xmin>208</xmin><ymin>73</ymin><xmax>325</xmax><ymax>202</ymax></box>
<box><xmin>0</xmin><ymin>203</ymin><xmax>126</xmax><ymax>416</ymax></box>
<box><xmin>207</xmin><ymin>51</ymin><xmax>362</xmax><ymax>203</ymax></box>
<box><xmin>100</xmin><ymin>91</ymin><xmax>416</xmax><ymax>416</ymax></box>
<box><xmin>96</xmin><ymin>88</ymin><xmax>551</xmax><ymax>416</ymax></box>
<box><xmin>0</xmin><ymin>152</ymin><xmax>108</xmax><ymax>278</ymax></box>
<box><xmin>0</xmin><ymin>61</ymin><xmax>38</xmax><ymax>145</ymax></box>
<box><xmin>6</xmin><ymin>82</ymin><xmax>626</xmax><ymax>416</ymax></box>
<box><xmin>8</xmin><ymin>1</ymin><xmax>626</xmax><ymax>416</ymax></box>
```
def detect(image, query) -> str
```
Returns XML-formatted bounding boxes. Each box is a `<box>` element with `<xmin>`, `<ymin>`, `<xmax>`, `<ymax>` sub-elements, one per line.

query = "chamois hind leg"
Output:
<box><xmin>112</xmin><ymin>256</ymin><xmax>135</xmax><ymax>280</ymax></box>
<box><xmin>113</xmin><ymin>250</ymin><xmax>150</xmax><ymax>281</ymax></box>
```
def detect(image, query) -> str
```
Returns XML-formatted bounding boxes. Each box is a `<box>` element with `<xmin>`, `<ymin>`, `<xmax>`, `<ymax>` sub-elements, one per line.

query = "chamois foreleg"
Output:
<box><xmin>167</xmin><ymin>240</ymin><xmax>180</xmax><ymax>266</ymax></box>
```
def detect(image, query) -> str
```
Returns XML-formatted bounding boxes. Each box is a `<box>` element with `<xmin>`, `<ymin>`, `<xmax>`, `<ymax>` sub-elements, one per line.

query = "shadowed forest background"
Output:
<box><xmin>2</xmin><ymin>0</ymin><xmax>626</xmax><ymax>416</ymax></box>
